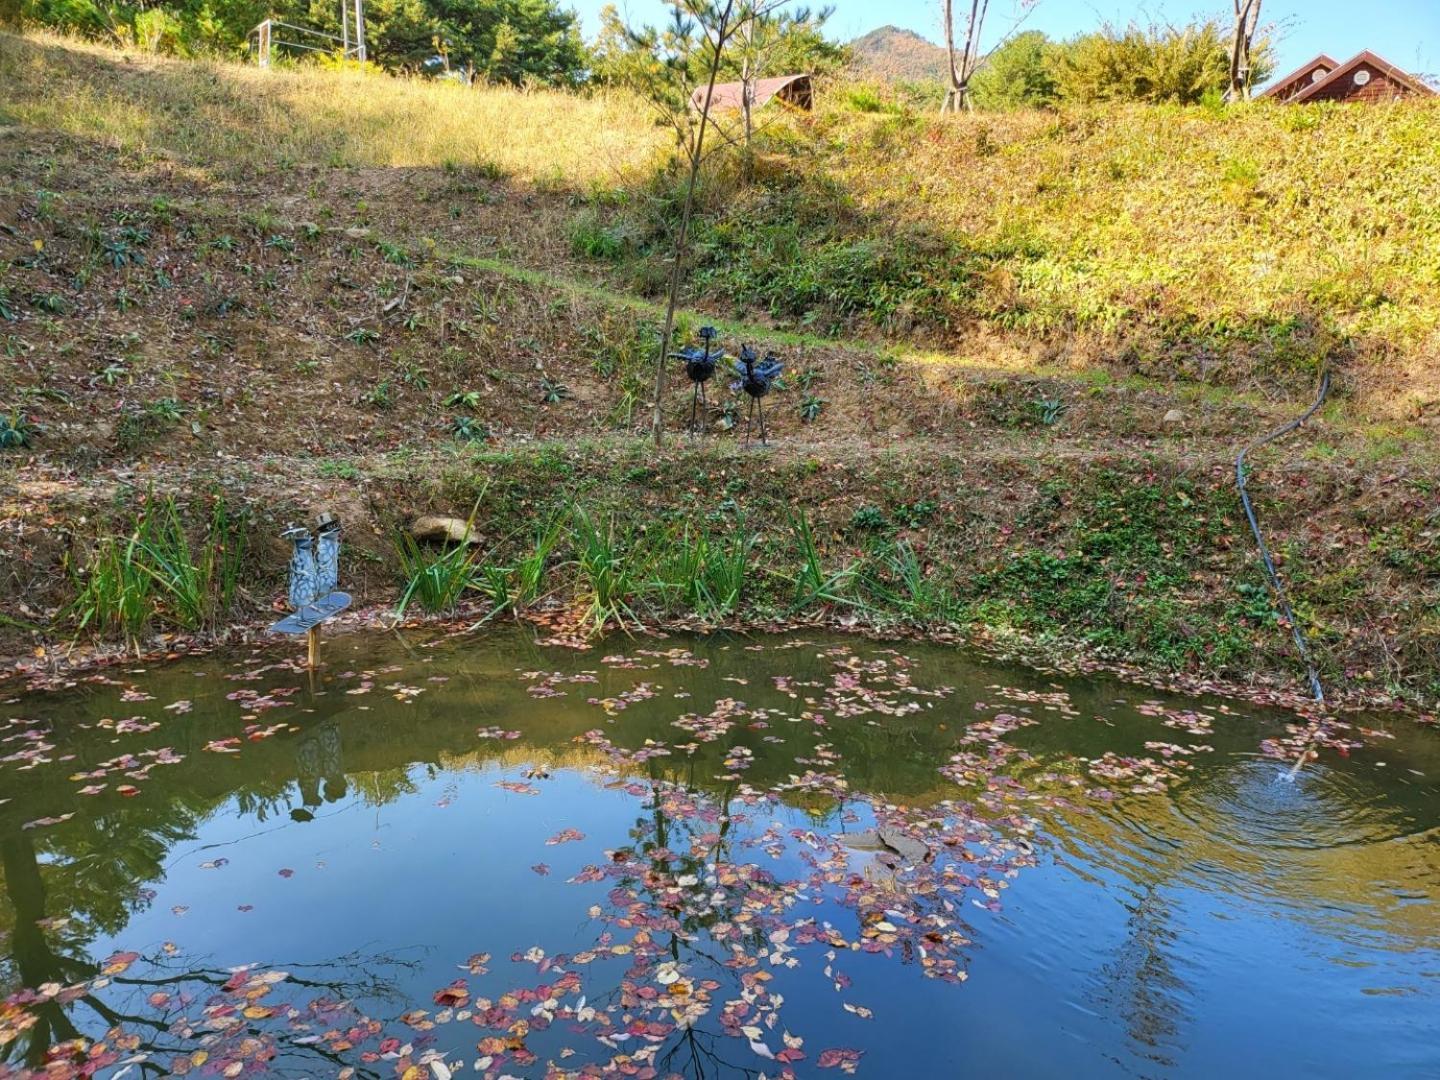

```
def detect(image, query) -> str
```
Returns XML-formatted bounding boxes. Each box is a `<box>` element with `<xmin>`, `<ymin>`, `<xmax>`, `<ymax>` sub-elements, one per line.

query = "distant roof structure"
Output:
<box><xmin>1258</xmin><ymin>53</ymin><xmax>1340</xmax><ymax>102</ymax></box>
<box><xmin>691</xmin><ymin>74</ymin><xmax>813</xmax><ymax>112</ymax></box>
<box><xmin>1260</xmin><ymin>50</ymin><xmax>1435</xmax><ymax>104</ymax></box>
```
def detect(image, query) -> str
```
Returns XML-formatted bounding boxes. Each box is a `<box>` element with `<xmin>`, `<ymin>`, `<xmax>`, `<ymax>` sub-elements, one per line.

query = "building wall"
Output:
<box><xmin>1304</xmin><ymin>63</ymin><xmax>1420</xmax><ymax>103</ymax></box>
<box><xmin>1268</xmin><ymin>65</ymin><xmax>1334</xmax><ymax>102</ymax></box>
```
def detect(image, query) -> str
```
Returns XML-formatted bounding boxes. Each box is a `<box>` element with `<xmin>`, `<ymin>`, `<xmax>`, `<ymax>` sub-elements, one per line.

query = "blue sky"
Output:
<box><xmin>578</xmin><ymin>0</ymin><xmax>1440</xmax><ymax>83</ymax></box>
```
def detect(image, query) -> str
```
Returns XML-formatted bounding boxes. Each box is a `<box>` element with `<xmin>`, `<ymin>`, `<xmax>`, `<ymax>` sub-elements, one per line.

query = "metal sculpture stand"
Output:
<box><xmin>743</xmin><ymin>395</ymin><xmax>768</xmax><ymax>448</ymax></box>
<box><xmin>672</xmin><ymin>327</ymin><xmax>723</xmax><ymax>437</ymax></box>
<box><xmin>690</xmin><ymin>380</ymin><xmax>710</xmax><ymax>436</ymax></box>
<box><xmin>270</xmin><ymin>514</ymin><xmax>351</xmax><ymax>670</ymax></box>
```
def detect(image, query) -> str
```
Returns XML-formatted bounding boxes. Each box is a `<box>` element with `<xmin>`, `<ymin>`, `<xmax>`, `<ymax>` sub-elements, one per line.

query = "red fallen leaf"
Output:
<box><xmin>116</xmin><ymin>785</ymin><xmax>141</xmax><ymax>797</ymax></box>
<box><xmin>378</xmin><ymin>1038</ymin><xmax>401</xmax><ymax>1055</ymax></box>
<box><xmin>531</xmin><ymin>863</ymin><xmax>550</xmax><ymax>876</ymax></box>
<box><xmin>495</xmin><ymin>781</ymin><xmax>540</xmax><ymax>796</ymax></box>
<box><xmin>817</xmin><ymin>1048</ymin><xmax>864</xmax><ymax>1069</ymax></box>
<box><xmin>102</xmin><ymin>951</ymin><xmax>141</xmax><ymax>975</ymax></box>
<box><xmin>433</xmin><ymin>980</ymin><xmax>469</xmax><ymax>1007</ymax></box>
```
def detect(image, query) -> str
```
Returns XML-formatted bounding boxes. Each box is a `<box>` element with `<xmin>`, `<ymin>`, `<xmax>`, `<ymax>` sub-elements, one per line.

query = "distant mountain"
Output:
<box><xmin>849</xmin><ymin>25</ymin><xmax>948</xmax><ymax>84</ymax></box>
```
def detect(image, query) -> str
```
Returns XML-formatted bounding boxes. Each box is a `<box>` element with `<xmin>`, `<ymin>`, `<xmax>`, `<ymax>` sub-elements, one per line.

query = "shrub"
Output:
<box><xmin>0</xmin><ymin>410</ymin><xmax>36</xmax><ymax>449</ymax></box>
<box><xmin>1052</xmin><ymin>19</ymin><xmax>1272</xmax><ymax>104</ymax></box>
<box><xmin>568</xmin><ymin>210</ymin><xmax>628</xmax><ymax>261</ymax></box>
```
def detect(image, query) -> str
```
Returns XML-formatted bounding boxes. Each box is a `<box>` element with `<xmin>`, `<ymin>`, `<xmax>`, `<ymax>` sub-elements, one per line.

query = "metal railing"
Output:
<box><xmin>250</xmin><ymin>2</ymin><xmax>366</xmax><ymax>67</ymax></box>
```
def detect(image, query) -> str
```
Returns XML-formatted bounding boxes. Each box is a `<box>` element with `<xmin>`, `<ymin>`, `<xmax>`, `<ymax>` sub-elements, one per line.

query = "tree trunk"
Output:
<box><xmin>941</xmin><ymin>0</ymin><xmax>958</xmax><ymax>113</ymax></box>
<box><xmin>652</xmin><ymin>1</ymin><xmax>736</xmax><ymax>447</ymax></box>
<box><xmin>940</xmin><ymin>0</ymin><xmax>985</xmax><ymax>114</ymax></box>
<box><xmin>740</xmin><ymin>17</ymin><xmax>756</xmax><ymax>179</ymax></box>
<box><xmin>1227</xmin><ymin>0</ymin><xmax>1261</xmax><ymax>101</ymax></box>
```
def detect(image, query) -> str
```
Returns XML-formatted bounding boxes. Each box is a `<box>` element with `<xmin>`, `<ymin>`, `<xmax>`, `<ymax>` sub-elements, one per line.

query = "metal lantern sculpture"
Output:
<box><xmin>732</xmin><ymin>344</ymin><xmax>784</xmax><ymax>447</ymax></box>
<box><xmin>270</xmin><ymin>513</ymin><xmax>351</xmax><ymax>669</ymax></box>
<box><xmin>670</xmin><ymin>326</ymin><xmax>727</xmax><ymax>434</ymax></box>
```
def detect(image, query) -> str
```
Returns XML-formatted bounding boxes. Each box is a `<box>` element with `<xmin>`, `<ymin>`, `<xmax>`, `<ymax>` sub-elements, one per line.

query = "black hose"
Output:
<box><xmin>1235</xmin><ymin>366</ymin><xmax>1331</xmax><ymax>705</ymax></box>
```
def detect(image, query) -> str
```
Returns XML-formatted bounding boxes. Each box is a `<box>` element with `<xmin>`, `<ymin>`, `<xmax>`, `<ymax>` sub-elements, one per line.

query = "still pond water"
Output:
<box><xmin>1</xmin><ymin>629</ymin><xmax>1437</xmax><ymax>1079</ymax></box>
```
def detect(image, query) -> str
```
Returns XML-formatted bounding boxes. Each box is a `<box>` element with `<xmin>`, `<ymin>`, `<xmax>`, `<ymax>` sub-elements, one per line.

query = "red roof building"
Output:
<box><xmin>1258</xmin><ymin>53</ymin><xmax>1340</xmax><ymax>102</ymax></box>
<box><xmin>1261</xmin><ymin>50</ymin><xmax>1435</xmax><ymax>104</ymax></box>
<box><xmin>690</xmin><ymin>74</ymin><xmax>813</xmax><ymax>113</ymax></box>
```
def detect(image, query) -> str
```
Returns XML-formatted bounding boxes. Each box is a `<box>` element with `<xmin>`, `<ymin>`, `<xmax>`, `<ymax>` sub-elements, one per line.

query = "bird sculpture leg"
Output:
<box><xmin>744</xmin><ymin>397</ymin><xmax>755</xmax><ymax>449</ymax></box>
<box><xmin>698</xmin><ymin>381</ymin><xmax>708</xmax><ymax>433</ymax></box>
<box><xmin>689</xmin><ymin>383</ymin><xmax>700</xmax><ymax>435</ymax></box>
<box><xmin>758</xmin><ymin>397</ymin><xmax>768</xmax><ymax>446</ymax></box>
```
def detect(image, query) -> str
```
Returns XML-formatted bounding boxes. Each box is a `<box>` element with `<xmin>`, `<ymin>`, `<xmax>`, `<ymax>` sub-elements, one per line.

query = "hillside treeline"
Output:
<box><xmin>2</xmin><ymin>0</ymin><xmax>1272</xmax><ymax>108</ymax></box>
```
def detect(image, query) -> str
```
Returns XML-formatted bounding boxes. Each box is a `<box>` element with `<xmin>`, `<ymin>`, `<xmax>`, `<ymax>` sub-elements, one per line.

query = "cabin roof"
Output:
<box><xmin>691</xmin><ymin>73</ymin><xmax>811</xmax><ymax>111</ymax></box>
<box><xmin>1288</xmin><ymin>49</ymin><xmax>1436</xmax><ymax>103</ymax></box>
<box><xmin>1257</xmin><ymin>53</ymin><xmax>1340</xmax><ymax>99</ymax></box>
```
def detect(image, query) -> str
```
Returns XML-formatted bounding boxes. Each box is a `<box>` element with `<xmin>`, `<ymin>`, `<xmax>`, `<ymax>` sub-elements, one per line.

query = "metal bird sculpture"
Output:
<box><xmin>731</xmin><ymin>344</ymin><xmax>783</xmax><ymax>447</ymax></box>
<box><xmin>669</xmin><ymin>326</ymin><xmax>725</xmax><ymax>434</ymax></box>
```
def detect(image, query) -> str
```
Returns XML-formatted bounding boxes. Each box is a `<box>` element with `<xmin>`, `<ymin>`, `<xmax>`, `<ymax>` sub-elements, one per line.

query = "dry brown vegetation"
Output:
<box><xmin>1</xmin><ymin>32</ymin><xmax>1437</xmax><ymax>706</ymax></box>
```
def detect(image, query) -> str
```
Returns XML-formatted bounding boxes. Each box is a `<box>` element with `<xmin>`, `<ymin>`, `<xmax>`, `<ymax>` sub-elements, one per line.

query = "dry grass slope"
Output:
<box><xmin>0</xmin><ymin>31</ymin><xmax>659</xmax><ymax>182</ymax></box>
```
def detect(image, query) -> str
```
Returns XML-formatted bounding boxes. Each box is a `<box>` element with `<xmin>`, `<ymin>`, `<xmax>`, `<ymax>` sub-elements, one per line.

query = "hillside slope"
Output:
<box><xmin>1</xmin><ymin>33</ymin><xmax>1437</xmax><ymax>707</ymax></box>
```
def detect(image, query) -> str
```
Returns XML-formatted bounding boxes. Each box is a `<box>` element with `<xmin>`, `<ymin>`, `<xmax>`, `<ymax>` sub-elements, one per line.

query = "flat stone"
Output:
<box><xmin>410</xmin><ymin>515</ymin><xmax>479</xmax><ymax>544</ymax></box>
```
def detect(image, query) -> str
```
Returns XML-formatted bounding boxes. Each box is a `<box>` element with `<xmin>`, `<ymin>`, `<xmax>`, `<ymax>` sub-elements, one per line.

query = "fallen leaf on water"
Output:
<box><xmin>23</xmin><ymin>814</ymin><xmax>74</xmax><ymax>829</ymax></box>
<box><xmin>495</xmin><ymin>781</ymin><xmax>540</xmax><ymax>796</ymax></box>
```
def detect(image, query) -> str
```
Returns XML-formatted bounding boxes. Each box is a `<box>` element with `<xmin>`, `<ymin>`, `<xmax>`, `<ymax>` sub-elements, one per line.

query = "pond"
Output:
<box><xmin>1</xmin><ymin>629</ymin><xmax>1437</xmax><ymax>1079</ymax></box>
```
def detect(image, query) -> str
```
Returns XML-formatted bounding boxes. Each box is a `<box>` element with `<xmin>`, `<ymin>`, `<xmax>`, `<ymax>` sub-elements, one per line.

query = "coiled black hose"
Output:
<box><xmin>1235</xmin><ymin>366</ymin><xmax>1331</xmax><ymax>705</ymax></box>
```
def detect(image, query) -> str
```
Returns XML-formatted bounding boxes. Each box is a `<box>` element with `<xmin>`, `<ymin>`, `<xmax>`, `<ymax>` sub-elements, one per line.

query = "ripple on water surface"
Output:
<box><xmin>0</xmin><ymin>629</ymin><xmax>1437</xmax><ymax>1079</ymax></box>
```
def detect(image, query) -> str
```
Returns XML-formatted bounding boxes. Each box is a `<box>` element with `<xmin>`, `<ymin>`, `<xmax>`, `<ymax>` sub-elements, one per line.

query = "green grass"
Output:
<box><xmin>653</xmin><ymin>525</ymin><xmax>757</xmax><ymax>620</ymax></box>
<box><xmin>572</xmin><ymin>507</ymin><xmax>650</xmax><ymax>631</ymax></box>
<box><xmin>789</xmin><ymin>510</ymin><xmax>862</xmax><ymax>612</ymax></box>
<box><xmin>67</xmin><ymin>492</ymin><xmax>247</xmax><ymax>644</ymax></box>
<box><xmin>394</xmin><ymin>535</ymin><xmax>478</xmax><ymax>616</ymax></box>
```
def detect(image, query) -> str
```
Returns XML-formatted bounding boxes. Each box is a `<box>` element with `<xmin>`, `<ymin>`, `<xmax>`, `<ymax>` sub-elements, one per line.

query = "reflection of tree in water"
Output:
<box><xmin>498</xmin><ymin>743</ymin><xmax>986</xmax><ymax>1078</ymax></box>
<box><xmin>1</xmin><ymin>829</ymin><xmax>414</xmax><ymax>1076</ymax></box>
<box><xmin>569</xmin><ymin>765</ymin><xmax>771</xmax><ymax>1080</ymax></box>
<box><xmin>0</xmin><ymin>699</ymin><xmax>431</xmax><ymax>1075</ymax></box>
<box><xmin>1092</xmin><ymin>882</ymin><xmax>1188</xmax><ymax>1070</ymax></box>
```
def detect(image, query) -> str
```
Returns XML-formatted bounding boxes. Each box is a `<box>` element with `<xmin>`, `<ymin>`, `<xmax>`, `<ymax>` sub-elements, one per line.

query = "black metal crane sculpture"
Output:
<box><xmin>732</xmin><ymin>344</ymin><xmax>783</xmax><ymax>447</ymax></box>
<box><xmin>670</xmin><ymin>326</ymin><xmax>726</xmax><ymax>434</ymax></box>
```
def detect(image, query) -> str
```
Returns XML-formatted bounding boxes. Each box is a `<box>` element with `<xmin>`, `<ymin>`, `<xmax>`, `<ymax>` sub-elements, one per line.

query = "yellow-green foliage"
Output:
<box><xmin>771</xmin><ymin>92</ymin><xmax>1440</xmax><ymax>410</ymax></box>
<box><xmin>0</xmin><ymin>31</ymin><xmax>659</xmax><ymax>182</ymax></box>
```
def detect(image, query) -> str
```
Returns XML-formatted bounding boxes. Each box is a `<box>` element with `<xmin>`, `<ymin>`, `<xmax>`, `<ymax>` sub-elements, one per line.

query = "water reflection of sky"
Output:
<box><xmin>2</xmin><ymin>629</ymin><xmax>1437</xmax><ymax>1078</ymax></box>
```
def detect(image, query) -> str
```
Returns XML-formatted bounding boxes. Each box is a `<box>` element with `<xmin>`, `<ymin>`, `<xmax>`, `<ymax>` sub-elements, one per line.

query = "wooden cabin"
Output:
<box><xmin>1258</xmin><ymin>54</ymin><xmax>1340</xmax><ymax>102</ymax></box>
<box><xmin>1260</xmin><ymin>50</ymin><xmax>1435</xmax><ymax>104</ymax></box>
<box><xmin>691</xmin><ymin>74</ymin><xmax>813</xmax><ymax>113</ymax></box>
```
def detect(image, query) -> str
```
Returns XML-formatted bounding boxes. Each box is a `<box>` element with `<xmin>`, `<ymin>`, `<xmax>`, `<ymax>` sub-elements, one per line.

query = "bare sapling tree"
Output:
<box><xmin>1227</xmin><ymin>0</ymin><xmax>1263</xmax><ymax>101</ymax></box>
<box><xmin>639</xmin><ymin>0</ymin><xmax>790</xmax><ymax>446</ymax></box>
<box><xmin>939</xmin><ymin>0</ymin><xmax>1037</xmax><ymax>113</ymax></box>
